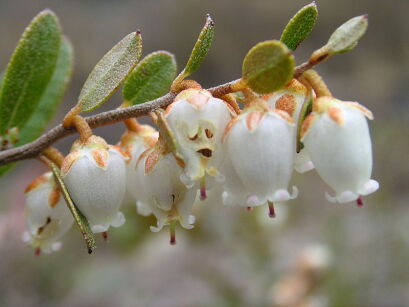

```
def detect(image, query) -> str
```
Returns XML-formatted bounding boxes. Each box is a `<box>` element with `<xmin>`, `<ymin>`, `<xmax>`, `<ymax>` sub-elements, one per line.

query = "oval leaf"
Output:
<box><xmin>325</xmin><ymin>15</ymin><xmax>368</xmax><ymax>54</ymax></box>
<box><xmin>79</xmin><ymin>31</ymin><xmax>142</xmax><ymax>112</ymax></box>
<box><xmin>0</xmin><ymin>10</ymin><xmax>61</xmax><ymax>135</ymax></box>
<box><xmin>19</xmin><ymin>37</ymin><xmax>73</xmax><ymax>143</ymax></box>
<box><xmin>242</xmin><ymin>40</ymin><xmax>295</xmax><ymax>94</ymax></box>
<box><xmin>0</xmin><ymin>38</ymin><xmax>73</xmax><ymax>178</ymax></box>
<box><xmin>51</xmin><ymin>163</ymin><xmax>96</xmax><ymax>254</ymax></box>
<box><xmin>184</xmin><ymin>14</ymin><xmax>215</xmax><ymax>76</ymax></box>
<box><xmin>123</xmin><ymin>51</ymin><xmax>177</xmax><ymax>105</ymax></box>
<box><xmin>280</xmin><ymin>2</ymin><xmax>318</xmax><ymax>50</ymax></box>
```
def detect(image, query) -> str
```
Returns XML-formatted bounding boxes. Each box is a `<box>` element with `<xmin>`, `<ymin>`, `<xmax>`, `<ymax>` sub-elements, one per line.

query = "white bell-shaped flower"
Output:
<box><xmin>23</xmin><ymin>172</ymin><xmax>73</xmax><ymax>254</ymax></box>
<box><xmin>222</xmin><ymin>101</ymin><xmax>298</xmax><ymax>214</ymax></box>
<box><xmin>165</xmin><ymin>88</ymin><xmax>235</xmax><ymax>188</ymax></box>
<box><xmin>119</xmin><ymin>124</ymin><xmax>158</xmax><ymax>211</ymax></box>
<box><xmin>301</xmin><ymin>96</ymin><xmax>379</xmax><ymax>204</ymax></box>
<box><xmin>61</xmin><ymin>135</ymin><xmax>128</xmax><ymax>233</ymax></box>
<box><xmin>264</xmin><ymin>79</ymin><xmax>314</xmax><ymax>173</ymax></box>
<box><xmin>136</xmin><ymin>149</ymin><xmax>197</xmax><ymax>242</ymax></box>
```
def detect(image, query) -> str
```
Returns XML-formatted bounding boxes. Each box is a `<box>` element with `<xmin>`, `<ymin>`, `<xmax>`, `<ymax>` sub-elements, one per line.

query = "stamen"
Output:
<box><xmin>35</xmin><ymin>247</ymin><xmax>41</xmax><ymax>256</ymax></box>
<box><xmin>102</xmin><ymin>231</ymin><xmax>108</xmax><ymax>241</ymax></box>
<box><xmin>356</xmin><ymin>196</ymin><xmax>364</xmax><ymax>208</ymax></box>
<box><xmin>268</xmin><ymin>201</ymin><xmax>276</xmax><ymax>218</ymax></box>
<box><xmin>169</xmin><ymin>221</ymin><xmax>176</xmax><ymax>245</ymax></box>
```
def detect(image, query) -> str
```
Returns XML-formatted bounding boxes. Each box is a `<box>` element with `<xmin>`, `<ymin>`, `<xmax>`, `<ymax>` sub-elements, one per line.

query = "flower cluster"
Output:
<box><xmin>23</xmin><ymin>85</ymin><xmax>379</xmax><ymax>253</ymax></box>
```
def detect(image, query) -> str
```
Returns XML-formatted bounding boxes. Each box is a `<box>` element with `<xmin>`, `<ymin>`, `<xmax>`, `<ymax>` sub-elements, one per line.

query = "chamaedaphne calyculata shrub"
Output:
<box><xmin>0</xmin><ymin>3</ymin><xmax>378</xmax><ymax>255</ymax></box>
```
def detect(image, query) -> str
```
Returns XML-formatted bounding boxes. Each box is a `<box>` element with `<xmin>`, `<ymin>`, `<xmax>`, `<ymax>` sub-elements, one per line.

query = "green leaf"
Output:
<box><xmin>78</xmin><ymin>31</ymin><xmax>142</xmax><ymax>112</ymax></box>
<box><xmin>297</xmin><ymin>89</ymin><xmax>313</xmax><ymax>153</ymax></box>
<box><xmin>280</xmin><ymin>2</ymin><xmax>318</xmax><ymax>50</ymax></box>
<box><xmin>184</xmin><ymin>14</ymin><xmax>214</xmax><ymax>76</ymax></box>
<box><xmin>242</xmin><ymin>40</ymin><xmax>295</xmax><ymax>94</ymax></box>
<box><xmin>325</xmin><ymin>15</ymin><xmax>368</xmax><ymax>54</ymax></box>
<box><xmin>123</xmin><ymin>51</ymin><xmax>177</xmax><ymax>105</ymax></box>
<box><xmin>0</xmin><ymin>38</ymin><xmax>73</xmax><ymax>178</ymax></box>
<box><xmin>19</xmin><ymin>37</ymin><xmax>73</xmax><ymax>143</ymax></box>
<box><xmin>0</xmin><ymin>10</ymin><xmax>61</xmax><ymax>135</ymax></box>
<box><xmin>50</xmin><ymin>163</ymin><xmax>96</xmax><ymax>254</ymax></box>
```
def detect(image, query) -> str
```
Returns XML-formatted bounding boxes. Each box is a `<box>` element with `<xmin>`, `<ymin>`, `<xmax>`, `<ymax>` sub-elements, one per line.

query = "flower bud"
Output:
<box><xmin>165</xmin><ymin>89</ymin><xmax>235</xmax><ymax>187</ymax></box>
<box><xmin>23</xmin><ymin>172</ymin><xmax>73</xmax><ymax>253</ymax></box>
<box><xmin>301</xmin><ymin>96</ymin><xmax>379</xmax><ymax>204</ymax></box>
<box><xmin>61</xmin><ymin>135</ymin><xmax>128</xmax><ymax>233</ymax></box>
<box><xmin>264</xmin><ymin>79</ymin><xmax>314</xmax><ymax>173</ymax></box>
<box><xmin>222</xmin><ymin>102</ymin><xmax>298</xmax><ymax>211</ymax></box>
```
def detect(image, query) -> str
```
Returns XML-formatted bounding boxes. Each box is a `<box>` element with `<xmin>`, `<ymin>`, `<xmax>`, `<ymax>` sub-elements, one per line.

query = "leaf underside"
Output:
<box><xmin>79</xmin><ymin>32</ymin><xmax>142</xmax><ymax>112</ymax></box>
<box><xmin>326</xmin><ymin>15</ymin><xmax>368</xmax><ymax>54</ymax></box>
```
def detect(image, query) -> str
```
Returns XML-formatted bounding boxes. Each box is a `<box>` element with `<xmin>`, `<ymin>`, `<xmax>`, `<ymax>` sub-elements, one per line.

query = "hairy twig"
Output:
<box><xmin>0</xmin><ymin>62</ymin><xmax>312</xmax><ymax>167</ymax></box>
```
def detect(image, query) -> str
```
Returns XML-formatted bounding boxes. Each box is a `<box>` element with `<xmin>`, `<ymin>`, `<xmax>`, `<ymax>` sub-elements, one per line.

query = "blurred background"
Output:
<box><xmin>0</xmin><ymin>0</ymin><xmax>408</xmax><ymax>306</ymax></box>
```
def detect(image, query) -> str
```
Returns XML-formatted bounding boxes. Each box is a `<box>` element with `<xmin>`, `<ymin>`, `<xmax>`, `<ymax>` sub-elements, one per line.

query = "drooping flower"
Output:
<box><xmin>264</xmin><ymin>79</ymin><xmax>314</xmax><ymax>173</ymax></box>
<box><xmin>301</xmin><ymin>96</ymin><xmax>379</xmax><ymax>204</ymax></box>
<box><xmin>119</xmin><ymin>124</ymin><xmax>158</xmax><ymax>213</ymax></box>
<box><xmin>165</xmin><ymin>88</ymin><xmax>235</xmax><ymax>189</ymax></box>
<box><xmin>23</xmin><ymin>172</ymin><xmax>73</xmax><ymax>254</ymax></box>
<box><xmin>136</xmin><ymin>148</ymin><xmax>197</xmax><ymax>241</ymax></box>
<box><xmin>222</xmin><ymin>100</ymin><xmax>298</xmax><ymax>215</ymax></box>
<box><xmin>61</xmin><ymin>135</ymin><xmax>128</xmax><ymax>233</ymax></box>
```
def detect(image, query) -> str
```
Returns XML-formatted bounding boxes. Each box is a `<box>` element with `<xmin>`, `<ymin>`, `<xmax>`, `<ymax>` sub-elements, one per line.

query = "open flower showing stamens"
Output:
<box><xmin>165</xmin><ymin>88</ymin><xmax>235</xmax><ymax>188</ymax></box>
<box><xmin>301</xmin><ymin>96</ymin><xmax>379</xmax><ymax>204</ymax></box>
<box><xmin>264</xmin><ymin>79</ymin><xmax>314</xmax><ymax>173</ymax></box>
<box><xmin>136</xmin><ymin>149</ymin><xmax>197</xmax><ymax>237</ymax></box>
<box><xmin>222</xmin><ymin>100</ymin><xmax>298</xmax><ymax>214</ymax></box>
<box><xmin>23</xmin><ymin>172</ymin><xmax>73</xmax><ymax>254</ymax></box>
<box><xmin>61</xmin><ymin>135</ymin><xmax>128</xmax><ymax>233</ymax></box>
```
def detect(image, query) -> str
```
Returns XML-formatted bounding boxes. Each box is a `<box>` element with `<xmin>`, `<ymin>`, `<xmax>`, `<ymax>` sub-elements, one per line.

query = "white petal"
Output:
<box><xmin>303</xmin><ymin>104</ymin><xmax>375</xmax><ymax>198</ymax></box>
<box><xmin>63</xmin><ymin>148</ymin><xmax>126</xmax><ymax>233</ymax></box>
<box><xmin>227</xmin><ymin>111</ymin><xmax>296</xmax><ymax>202</ymax></box>
<box><xmin>294</xmin><ymin>149</ymin><xmax>315</xmax><ymax>173</ymax></box>
<box><xmin>359</xmin><ymin>179</ymin><xmax>379</xmax><ymax>196</ymax></box>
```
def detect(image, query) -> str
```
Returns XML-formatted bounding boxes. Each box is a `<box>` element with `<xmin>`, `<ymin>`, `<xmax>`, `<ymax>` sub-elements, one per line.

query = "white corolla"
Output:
<box><xmin>136</xmin><ymin>148</ymin><xmax>197</xmax><ymax>239</ymax></box>
<box><xmin>222</xmin><ymin>100</ymin><xmax>298</xmax><ymax>215</ymax></box>
<box><xmin>119</xmin><ymin>124</ymin><xmax>158</xmax><ymax>215</ymax></box>
<box><xmin>265</xmin><ymin>79</ymin><xmax>314</xmax><ymax>173</ymax></box>
<box><xmin>61</xmin><ymin>135</ymin><xmax>128</xmax><ymax>233</ymax></box>
<box><xmin>23</xmin><ymin>172</ymin><xmax>73</xmax><ymax>254</ymax></box>
<box><xmin>165</xmin><ymin>88</ymin><xmax>235</xmax><ymax>189</ymax></box>
<box><xmin>301</xmin><ymin>96</ymin><xmax>379</xmax><ymax>204</ymax></box>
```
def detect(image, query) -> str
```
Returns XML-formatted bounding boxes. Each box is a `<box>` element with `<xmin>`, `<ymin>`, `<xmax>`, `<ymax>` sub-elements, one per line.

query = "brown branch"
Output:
<box><xmin>0</xmin><ymin>63</ymin><xmax>313</xmax><ymax>168</ymax></box>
